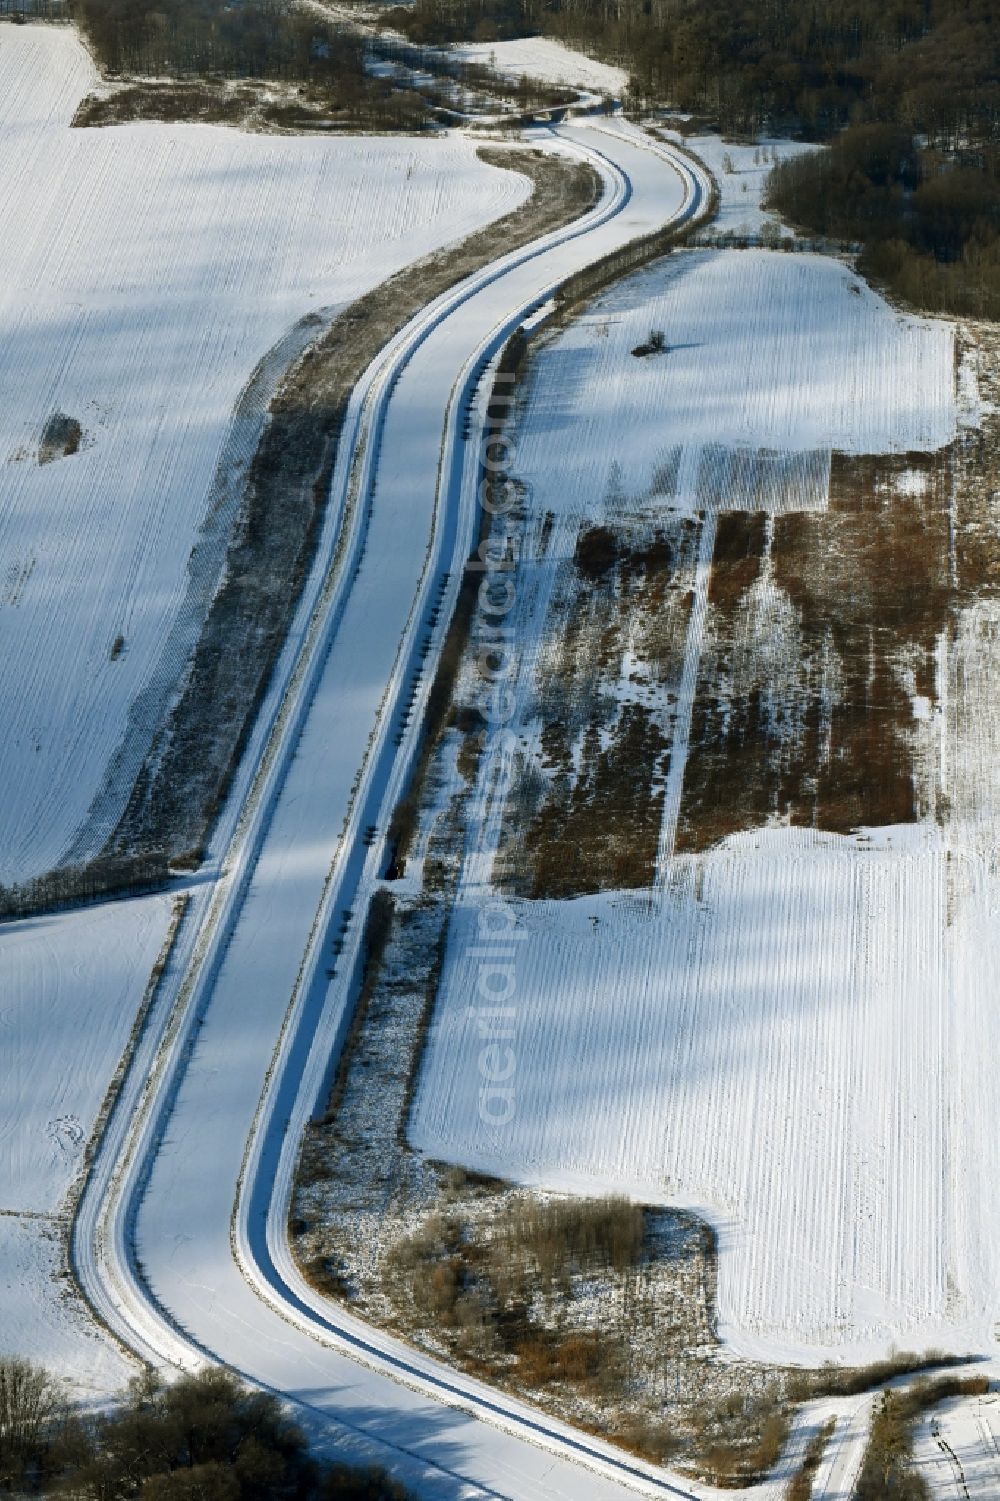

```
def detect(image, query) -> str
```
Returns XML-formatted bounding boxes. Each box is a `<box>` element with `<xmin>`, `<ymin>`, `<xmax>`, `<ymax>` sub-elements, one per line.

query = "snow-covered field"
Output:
<box><xmin>913</xmin><ymin>1391</ymin><xmax>1000</xmax><ymax>1497</ymax></box>
<box><xmin>413</xmin><ymin>826</ymin><xmax>1000</xmax><ymax>1361</ymax></box>
<box><xmin>509</xmin><ymin>249</ymin><xmax>957</xmax><ymax>518</ymax></box>
<box><xmin>0</xmin><ymin>1217</ymin><xmax>132</xmax><ymax>1399</ymax></box>
<box><xmin>409</xmin><ymin>243</ymin><xmax>1000</xmax><ymax>1364</ymax></box>
<box><xmin>0</xmin><ymin>894</ymin><xmax>172</xmax><ymax>1213</ymax></box>
<box><xmin>0</xmin><ymin>23</ymin><xmax>529</xmax><ymax>888</ymax></box>
<box><xmin>6</xmin><ymin>11</ymin><xmax>993</xmax><ymax>1472</ymax></box>
<box><xmin>0</xmin><ymin>892</ymin><xmax>171</xmax><ymax>1394</ymax></box>
<box><xmin>662</xmin><ymin>130</ymin><xmax>817</xmax><ymax>239</ymax></box>
<box><xmin>453</xmin><ymin>36</ymin><xmax>628</xmax><ymax>97</ymax></box>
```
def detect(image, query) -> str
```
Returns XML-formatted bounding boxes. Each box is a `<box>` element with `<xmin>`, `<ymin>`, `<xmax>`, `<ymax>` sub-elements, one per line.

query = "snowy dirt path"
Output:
<box><xmin>655</xmin><ymin>512</ymin><xmax>717</xmax><ymax>874</ymax></box>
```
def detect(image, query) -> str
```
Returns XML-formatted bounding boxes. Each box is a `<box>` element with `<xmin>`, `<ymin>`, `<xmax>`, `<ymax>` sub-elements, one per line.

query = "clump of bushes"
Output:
<box><xmin>38</xmin><ymin>412</ymin><xmax>82</xmax><ymax>465</ymax></box>
<box><xmin>0</xmin><ymin>1358</ymin><xmax>412</xmax><ymax>1499</ymax></box>
<box><xmin>688</xmin><ymin>1386</ymin><xmax>790</xmax><ymax>1488</ymax></box>
<box><xmin>855</xmin><ymin>1373</ymin><xmax>990</xmax><ymax>1501</ymax></box>
<box><xmin>384</xmin><ymin>1195</ymin><xmax>647</xmax><ymax>1389</ymax></box>
<box><xmin>573</xmin><ymin>524</ymin><xmax>620</xmax><ymax>580</ymax></box>
<box><xmin>787</xmin><ymin>1349</ymin><xmax>970</xmax><ymax>1403</ymax></box>
<box><xmin>497</xmin><ymin>1194</ymin><xmax>645</xmax><ymax>1289</ymax></box>
<box><xmin>631</xmin><ymin>329</ymin><xmax>667</xmax><ymax>358</ymax></box>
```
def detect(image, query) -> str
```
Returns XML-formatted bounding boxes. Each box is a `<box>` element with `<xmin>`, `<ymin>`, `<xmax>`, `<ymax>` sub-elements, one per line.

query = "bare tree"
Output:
<box><xmin>0</xmin><ymin>1356</ymin><xmax>66</xmax><ymax>1490</ymax></box>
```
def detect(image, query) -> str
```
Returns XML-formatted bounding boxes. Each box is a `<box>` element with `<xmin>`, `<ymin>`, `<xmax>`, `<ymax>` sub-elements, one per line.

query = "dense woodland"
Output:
<box><xmin>0</xmin><ymin>1359</ymin><xmax>410</xmax><ymax>1499</ymax></box>
<box><xmin>387</xmin><ymin>0</ymin><xmax>1000</xmax><ymax>316</ymax></box>
<box><xmin>768</xmin><ymin>124</ymin><xmax>1000</xmax><ymax>317</ymax></box>
<box><xmin>71</xmin><ymin>0</ymin><xmax>360</xmax><ymax>81</ymax></box>
<box><xmin>387</xmin><ymin>0</ymin><xmax>998</xmax><ymax>139</ymax></box>
<box><xmin>67</xmin><ymin>0</ymin><xmax>436</xmax><ymax>130</ymax></box>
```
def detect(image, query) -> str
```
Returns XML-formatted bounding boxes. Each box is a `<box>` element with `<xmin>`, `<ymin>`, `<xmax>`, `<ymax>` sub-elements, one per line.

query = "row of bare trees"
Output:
<box><xmin>70</xmin><ymin>0</ymin><xmax>364</xmax><ymax>84</ymax></box>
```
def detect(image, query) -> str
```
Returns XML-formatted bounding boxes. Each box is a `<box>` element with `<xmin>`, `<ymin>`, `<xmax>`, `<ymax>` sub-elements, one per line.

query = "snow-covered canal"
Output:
<box><xmin>74</xmin><ymin>120</ymin><xmax>717</xmax><ymax>1499</ymax></box>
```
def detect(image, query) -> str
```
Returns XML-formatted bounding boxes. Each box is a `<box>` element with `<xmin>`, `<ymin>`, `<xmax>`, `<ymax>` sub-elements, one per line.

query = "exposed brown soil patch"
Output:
<box><xmin>708</xmin><ymin>510</ymin><xmax>767</xmax><ymax>610</ymax></box>
<box><xmin>676</xmin><ymin>326</ymin><xmax>1000</xmax><ymax>855</ymax></box>
<box><xmin>493</xmin><ymin>516</ymin><xmax>699</xmax><ymax>899</ymax></box>
<box><xmin>677</xmin><ymin>448</ymin><xmax>955</xmax><ymax>851</ymax></box>
<box><xmin>526</xmin><ymin>702</ymin><xmax>669</xmax><ymax>896</ymax></box>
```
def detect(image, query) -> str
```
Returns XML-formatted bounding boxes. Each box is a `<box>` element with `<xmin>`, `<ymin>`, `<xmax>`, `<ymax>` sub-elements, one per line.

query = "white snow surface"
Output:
<box><xmin>0</xmin><ymin>892</ymin><xmax>169</xmax><ymax>1395</ymax></box>
<box><xmin>663</xmin><ymin>131</ymin><xmax>818</xmax><ymax>238</ymax></box>
<box><xmin>512</xmin><ymin>249</ymin><xmax>956</xmax><ymax>516</ymax></box>
<box><xmin>0</xmin><ymin>23</ymin><xmax>529</xmax><ymax>887</ymax></box>
<box><xmin>0</xmin><ymin>1217</ymin><xmax>133</xmax><ymax>1399</ymax></box>
<box><xmin>453</xmin><ymin>36</ymin><xmax>627</xmax><ymax>96</ymax></box>
<box><xmin>0</xmin><ymin>894</ymin><xmax>172</xmax><ymax>1214</ymax></box>
<box><xmin>913</xmin><ymin>1391</ymin><xmax>1000</xmax><ymax>1497</ymax></box>
<box><xmin>412</xmin><ymin>824</ymin><xmax>1000</xmax><ymax>1362</ymax></box>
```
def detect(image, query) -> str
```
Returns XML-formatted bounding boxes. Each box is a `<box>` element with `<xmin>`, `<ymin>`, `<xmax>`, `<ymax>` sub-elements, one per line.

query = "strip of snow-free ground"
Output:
<box><xmin>0</xmin><ymin>22</ymin><xmax>529</xmax><ymax>888</ymax></box>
